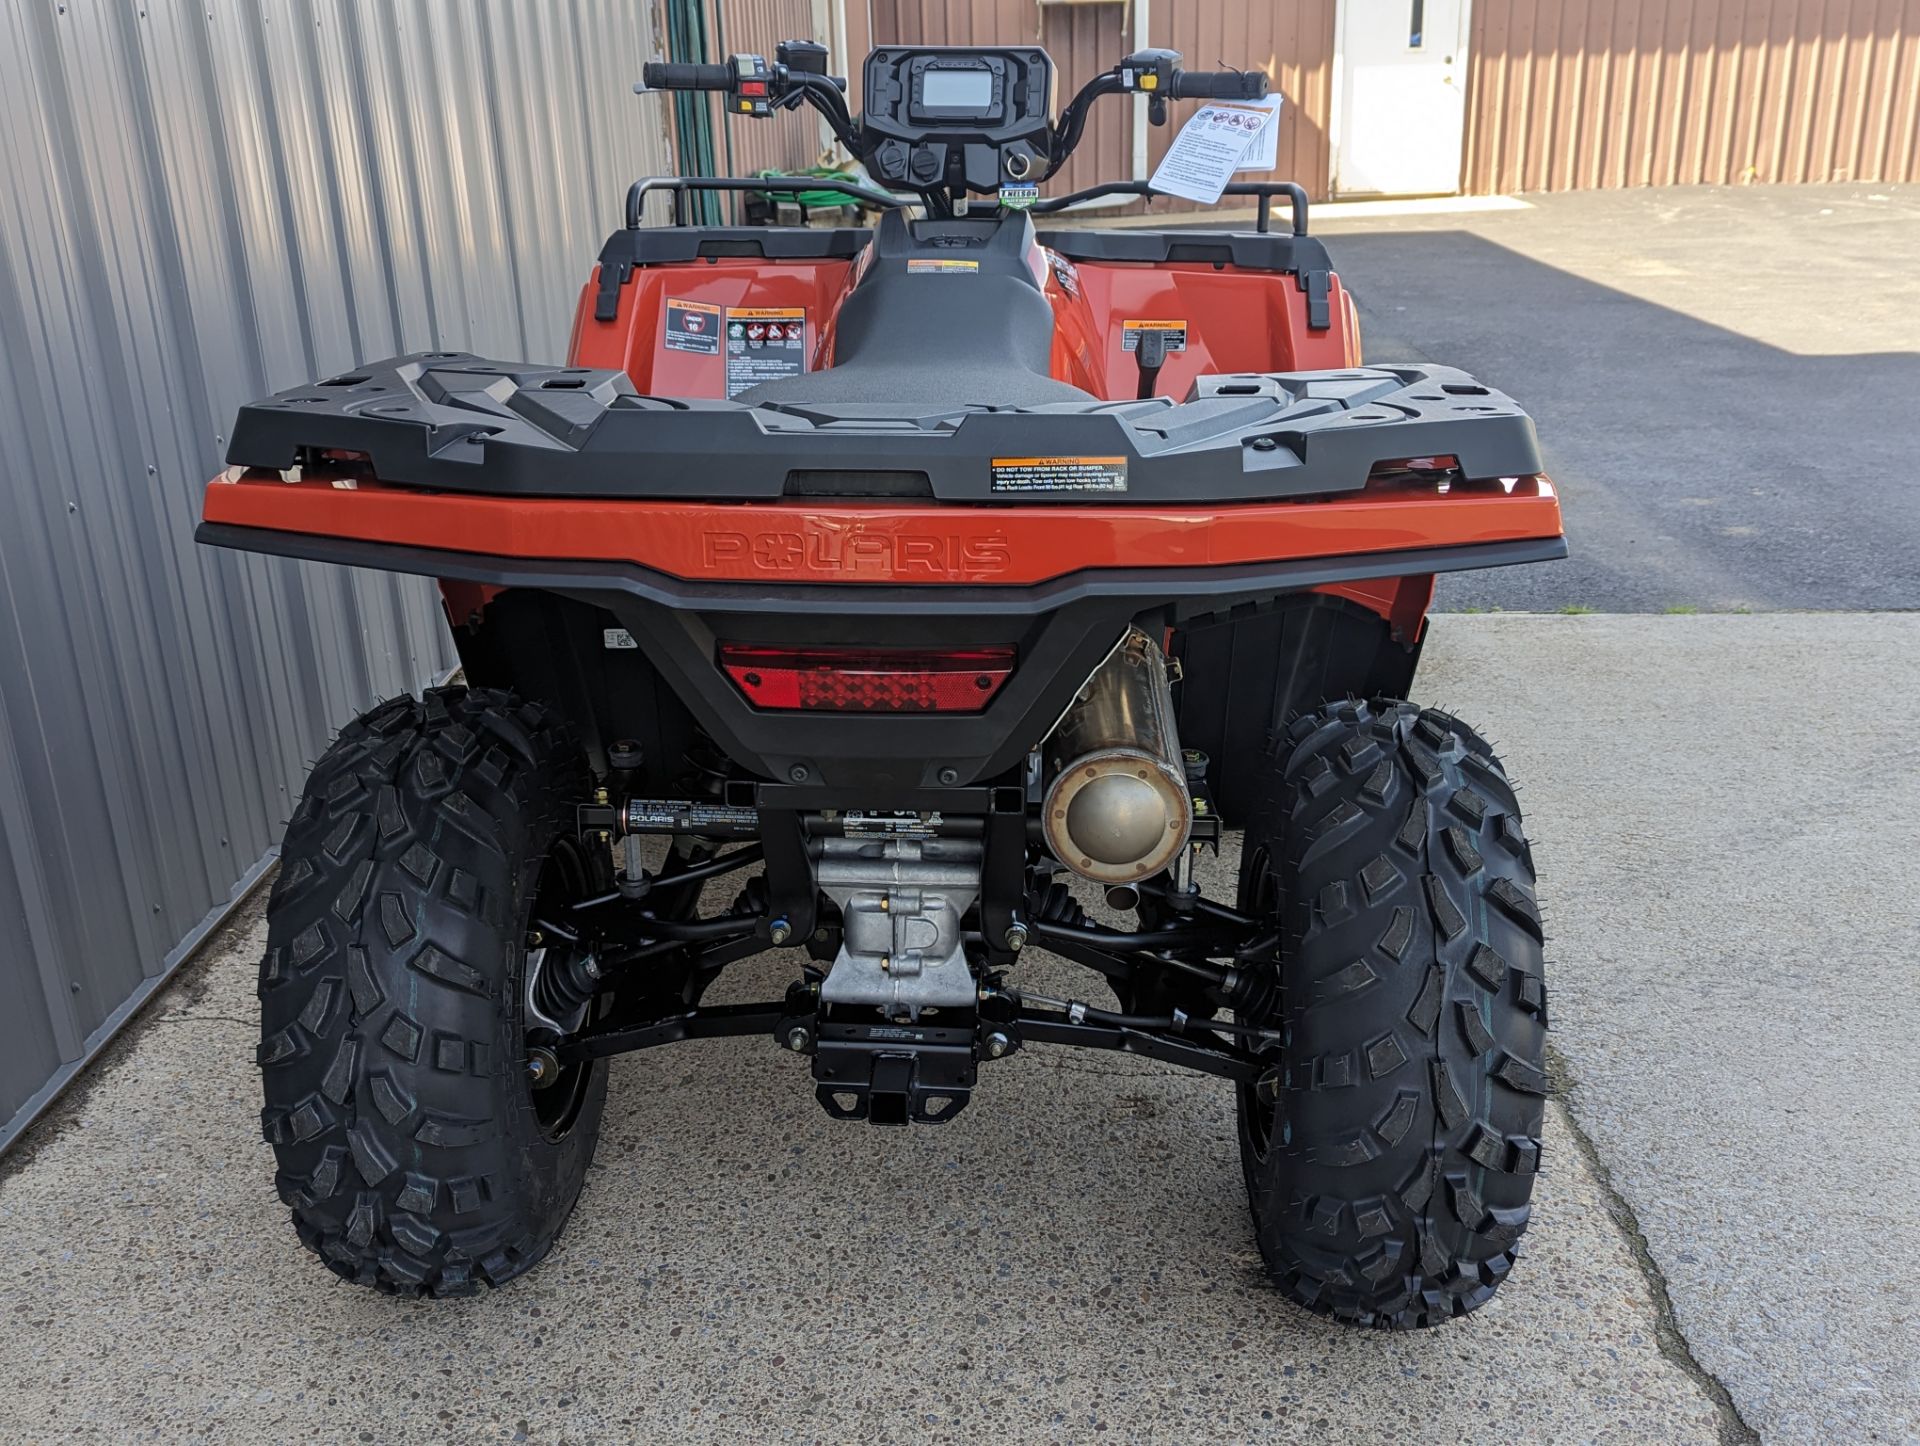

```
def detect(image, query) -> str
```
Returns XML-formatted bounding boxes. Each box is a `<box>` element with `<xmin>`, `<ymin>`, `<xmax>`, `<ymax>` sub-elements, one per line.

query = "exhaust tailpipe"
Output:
<box><xmin>1042</xmin><ymin>629</ymin><xmax>1192</xmax><ymax>885</ymax></box>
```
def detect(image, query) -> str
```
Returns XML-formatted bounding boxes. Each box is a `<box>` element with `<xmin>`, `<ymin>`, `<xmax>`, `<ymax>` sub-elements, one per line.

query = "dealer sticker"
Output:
<box><xmin>663</xmin><ymin>297</ymin><xmax>721</xmax><ymax>355</ymax></box>
<box><xmin>991</xmin><ymin>455</ymin><xmax>1129</xmax><ymax>494</ymax></box>
<box><xmin>724</xmin><ymin>306</ymin><xmax>808</xmax><ymax>398</ymax></box>
<box><xmin>1122</xmin><ymin>318</ymin><xmax>1188</xmax><ymax>352</ymax></box>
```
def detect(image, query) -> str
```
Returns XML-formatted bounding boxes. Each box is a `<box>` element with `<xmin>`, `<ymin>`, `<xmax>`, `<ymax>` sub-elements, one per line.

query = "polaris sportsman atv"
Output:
<box><xmin>201</xmin><ymin>41</ymin><xmax>1563</xmax><ymax>1327</ymax></box>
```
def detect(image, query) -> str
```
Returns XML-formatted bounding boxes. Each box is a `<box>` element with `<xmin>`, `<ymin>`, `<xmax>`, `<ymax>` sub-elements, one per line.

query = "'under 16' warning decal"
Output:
<box><xmin>664</xmin><ymin>298</ymin><xmax>721</xmax><ymax>355</ymax></box>
<box><xmin>724</xmin><ymin>307</ymin><xmax>807</xmax><ymax>398</ymax></box>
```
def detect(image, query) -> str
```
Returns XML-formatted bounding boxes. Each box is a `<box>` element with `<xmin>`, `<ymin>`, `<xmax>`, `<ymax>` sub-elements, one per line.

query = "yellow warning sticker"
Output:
<box><xmin>1122</xmin><ymin>318</ymin><xmax>1188</xmax><ymax>352</ymax></box>
<box><xmin>990</xmin><ymin>455</ymin><xmax>1129</xmax><ymax>494</ymax></box>
<box><xmin>906</xmin><ymin>258</ymin><xmax>981</xmax><ymax>273</ymax></box>
<box><xmin>664</xmin><ymin>297</ymin><xmax>722</xmax><ymax>355</ymax></box>
<box><xmin>724</xmin><ymin>306</ymin><xmax>808</xmax><ymax>399</ymax></box>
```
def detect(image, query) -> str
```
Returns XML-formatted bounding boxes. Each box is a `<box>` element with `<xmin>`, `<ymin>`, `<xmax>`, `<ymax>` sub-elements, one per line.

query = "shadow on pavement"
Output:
<box><xmin>1321</xmin><ymin>230</ymin><xmax>1920</xmax><ymax>612</ymax></box>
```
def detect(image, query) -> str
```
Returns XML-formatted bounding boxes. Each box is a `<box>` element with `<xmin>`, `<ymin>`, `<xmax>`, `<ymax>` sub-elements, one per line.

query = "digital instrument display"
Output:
<box><xmin>921</xmin><ymin>68</ymin><xmax>993</xmax><ymax>111</ymax></box>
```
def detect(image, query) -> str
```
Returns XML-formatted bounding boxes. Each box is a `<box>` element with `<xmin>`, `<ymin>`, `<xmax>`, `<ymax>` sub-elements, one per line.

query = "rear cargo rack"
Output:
<box><xmin>222</xmin><ymin>352</ymin><xmax>1544</xmax><ymax>505</ymax></box>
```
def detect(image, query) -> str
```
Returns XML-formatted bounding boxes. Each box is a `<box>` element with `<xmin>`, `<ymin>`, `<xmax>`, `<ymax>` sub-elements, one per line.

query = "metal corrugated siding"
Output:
<box><xmin>1149</xmin><ymin>0</ymin><xmax>1336</xmax><ymax>207</ymax></box>
<box><xmin>0</xmin><ymin>0</ymin><xmax>675</xmax><ymax>1154</ymax></box>
<box><xmin>843</xmin><ymin>0</ymin><xmax>877</xmax><ymax>106</ymax></box>
<box><xmin>865</xmin><ymin>0</ymin><xmax>1337</xmax><ymax>205</ymax></box>
<box><xmin>1465</xmin><ymin>0</ymin><xmax>1920</xmax><ymax>193</ymax></box>
<box><xmin>698</xmin><ymin>0</ymin><xmax>833</xmax><ymax>186</ymax></box>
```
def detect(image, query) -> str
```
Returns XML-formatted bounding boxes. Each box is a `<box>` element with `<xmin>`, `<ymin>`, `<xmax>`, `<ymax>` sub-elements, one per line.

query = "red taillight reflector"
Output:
<box><xmin>718</xmin><ymin>644</ymin><xmax>1014</xmax><ymax>713</ymax></box>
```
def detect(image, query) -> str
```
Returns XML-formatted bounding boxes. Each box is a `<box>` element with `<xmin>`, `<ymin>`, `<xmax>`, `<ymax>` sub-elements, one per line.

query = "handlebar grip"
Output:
<box><xmin>641</xmin><ymin>61</ymin><xmax>735</xmax><ymax>91</ymax></box>
<box><xmin>1169</xmin><ymin>69</ymin><xmax>1270</xmax><ymax>101</ymax></box>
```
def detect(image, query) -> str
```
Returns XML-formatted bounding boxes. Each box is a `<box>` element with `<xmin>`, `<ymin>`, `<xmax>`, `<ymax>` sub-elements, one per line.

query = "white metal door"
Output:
<box><xmin>1333</xmin><ymin>0</ymin><xmax>1472</xmax><ymax>196</ymax></box>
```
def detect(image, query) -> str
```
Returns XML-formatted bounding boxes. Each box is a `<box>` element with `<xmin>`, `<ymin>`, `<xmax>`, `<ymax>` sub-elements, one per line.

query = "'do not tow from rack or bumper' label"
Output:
<box><xmin>990</xmin><ymin>455</ymin><xmax>1129</xmax><ymax>494</ymax></box>
<box><xmin>724</xmin><ymin>306</ymin><xmax>807</xmax><ymax>399</ymax></box>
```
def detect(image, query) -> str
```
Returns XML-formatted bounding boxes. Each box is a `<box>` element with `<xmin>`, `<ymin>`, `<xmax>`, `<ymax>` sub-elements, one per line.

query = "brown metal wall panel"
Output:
<box><xmin>843</xmin><ymin>1</ymin><xmax>876</xmax><ymax>106</ymax></box>
<box><xmin>1465</xmin><ymin>0</ymin><xmax>1920</xmax><ymax>193</ymax></box>
<box><xmin>1143</xmin><ymin>1</ymin><xmax>1339</xmax><ymax>209</ymax></box>
<box><xmin>712</xmin><ymin>0</ymin><xmax>833</xmax><ymax>178</ymax></box>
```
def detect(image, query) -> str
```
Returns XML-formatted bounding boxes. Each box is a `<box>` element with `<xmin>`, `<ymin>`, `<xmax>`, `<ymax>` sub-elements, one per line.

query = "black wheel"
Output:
<box><xmin>257</xmin><ymin>685</ymin><xmax>607</xmax><ymax>1296</ymax></box>
<box><xmin>1235</xmin><ymin>698</ymin><xmax>1549</xmax><ymax>1328</ymax></box>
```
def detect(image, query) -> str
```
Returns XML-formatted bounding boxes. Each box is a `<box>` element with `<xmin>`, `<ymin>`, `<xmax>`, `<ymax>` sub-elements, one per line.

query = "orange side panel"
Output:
<box><xmin>569</xmin><ymin>247</ymin><xmax>1361</xmax><ymax>408</ymax></box>
<box><xmin>1043</xmin><ymin>256</ymin><xmax>1362</xmax><ymax>402</ymax></box>
<box><xmin>569</xmin><ymin>259</ymin><xmax>859</xmax><ymax>398</ymax></box>
<box><xmin>205</xmin><ymin>474</ymin><xmax>1562</xmax><ymax>588</ymax></box>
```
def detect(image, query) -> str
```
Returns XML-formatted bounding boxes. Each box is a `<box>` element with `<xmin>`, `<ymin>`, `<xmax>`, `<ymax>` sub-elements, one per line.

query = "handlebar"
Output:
<box><xmin>640</xmin><ymin>61</ymin><xmax>735</xmax><ymax>91</ymax></box>
<box><xmin>635</xmin><ymin>43</ymin><xmax>1278</xmax><ymax>213</ymax></box>
<box><xmin>1169</xmin><ymin>68</ymin><xmax>1269</xmax><ymax>101</ymax></box>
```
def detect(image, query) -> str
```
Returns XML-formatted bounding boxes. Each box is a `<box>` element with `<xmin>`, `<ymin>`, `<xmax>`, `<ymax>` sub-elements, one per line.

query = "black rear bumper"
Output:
<box><xmin>198</xmin><ymin>521</ymin><xmax>1564</xmax><ymax>795</ymax></box>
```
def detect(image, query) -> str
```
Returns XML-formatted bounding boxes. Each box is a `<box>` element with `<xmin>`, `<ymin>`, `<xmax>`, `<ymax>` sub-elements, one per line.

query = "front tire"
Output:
<box><xmin>1236</xmin><ymin>699</ymin><xmax>1548</xmax><ymax>1327</ymax></box>
<box><xmin>258</xmin><ymin>686</ymin><xmax>607</xmax><ymax>1296</ymax></box>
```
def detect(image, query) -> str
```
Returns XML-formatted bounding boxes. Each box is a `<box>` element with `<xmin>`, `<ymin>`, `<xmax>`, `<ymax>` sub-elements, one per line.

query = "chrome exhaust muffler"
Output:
<box><xmin>1041</xmin><ymin>629</ymin><xmax>1192</xmax><ymax>885</ymax></box>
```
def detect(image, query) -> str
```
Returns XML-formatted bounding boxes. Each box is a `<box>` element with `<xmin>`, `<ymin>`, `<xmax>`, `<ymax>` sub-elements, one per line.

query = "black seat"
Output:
<box><xmin>738</xmin><ymin>210</ymin><xmax>1093</xmax><ymax>409</ymax></box>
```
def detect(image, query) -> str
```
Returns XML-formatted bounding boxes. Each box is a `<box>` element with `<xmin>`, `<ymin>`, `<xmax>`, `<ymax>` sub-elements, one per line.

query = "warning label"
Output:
<box><xmin>990</xmin><ymin>455</ymin><xmax>1129</xmax><ymax>494</ymax></box>
<box><xmin>1122</xmin><ymin>318</ymin><xmax>1188</xmax><ymax>352</ymax></box>
<box><xmin>624</xmin><ymin>798</ymin><xmax>760</xmax><ymax>834</ymax></box>
<box><xmin>664</xmin><ymin>297</ymin><xmax>721</xmax><ymax>355</ymax></box>
<box><xmin>724</xmin><ymin>306</ymin><xmax>807</xmax><ymax>398</ymax></box>
<box><xmin>841</xmin><ymin>812</ymin><xmax>945</xmax><ymax>841</ymax></box>
<box><xmin>906</xmin><ymin>258</ymin><xmax>980</xmax><ymax>274</ymax></box>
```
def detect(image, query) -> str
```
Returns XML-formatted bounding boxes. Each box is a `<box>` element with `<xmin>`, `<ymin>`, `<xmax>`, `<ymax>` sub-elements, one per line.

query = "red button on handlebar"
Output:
<box><xmin>740</xmin><ymin>80</ymin><xmax>767</xmax><ymax>96</ymax></box>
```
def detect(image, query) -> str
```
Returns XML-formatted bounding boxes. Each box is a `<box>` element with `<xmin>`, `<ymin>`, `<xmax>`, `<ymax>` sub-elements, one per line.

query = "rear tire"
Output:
<box><xmin>258</xmin><ymin>685</ymin><xmax>606</xmax><ymax>1296</ymax></box>
<box><xmin>1236</xmin><ymin>698</ymin><xmax>1548</xmax><ymax>1328</ymax></box>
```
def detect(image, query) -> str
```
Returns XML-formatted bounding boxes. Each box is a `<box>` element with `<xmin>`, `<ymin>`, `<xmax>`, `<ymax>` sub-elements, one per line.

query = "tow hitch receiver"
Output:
<box><xmin>807</xmin><ymin>1009</ymin><xmax>980</xmax><ymax>1125</ymax></box>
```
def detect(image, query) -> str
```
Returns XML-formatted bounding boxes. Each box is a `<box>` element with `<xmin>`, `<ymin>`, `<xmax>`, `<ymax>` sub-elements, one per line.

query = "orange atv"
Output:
<box><xmin>201</xmin><ymin>40</ymin><xmax>1562</xmax><ymax>1327</ymax></box>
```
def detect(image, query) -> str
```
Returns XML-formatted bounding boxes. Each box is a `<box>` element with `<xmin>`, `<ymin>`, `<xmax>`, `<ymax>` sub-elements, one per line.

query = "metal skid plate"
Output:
<box><xmin>808</xmin><ymin>835</ymin><xmax>985</xmax><ymax>1124</ymax></box>
<box><xmin>815</xmin><ymin>837</ymin><xmax>982</xmax><ymax>1019</ymax></box>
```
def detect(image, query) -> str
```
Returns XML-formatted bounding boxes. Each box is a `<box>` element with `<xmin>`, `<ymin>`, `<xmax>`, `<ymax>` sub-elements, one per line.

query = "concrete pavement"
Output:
<box><xmin>0</xmin><ymin>930</ymin><xmax>1719</xmax><ymax>1442</ymax></box>
<box><xmin>0</xmin><ymin>886</ymin><xmax>1719</xmax><ymax>1443</ymax></box>
<box><xmin>12</xmin><ymin>613</ymin><xmax>1917</xmax><ymax>1440</ymax></box>
<box><xmin>1421</xmin><ymin>611</ymin><xmax>1920</xmax><ymax>1442</ymax></box>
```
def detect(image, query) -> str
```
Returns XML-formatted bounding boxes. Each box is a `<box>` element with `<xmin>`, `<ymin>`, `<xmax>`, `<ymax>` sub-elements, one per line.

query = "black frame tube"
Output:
<box><xmin>551</xmin><ymin>992</ymin><xmax>1266</xmax><ymax>1083</ymax></box>
<box><xmin>1031</xmin><ymin>918</ymin><xmax>1228</xmax><ymax>955</ymax></box>
<box><xmin>625</xmin><ymin>174</ymin><xmax>907</xmax><ymax>229</ymax></box>
<box><xmin>1029</xmin><ymin>180</ymin><xmax>1311</xmax><ymax>235</ymax></box>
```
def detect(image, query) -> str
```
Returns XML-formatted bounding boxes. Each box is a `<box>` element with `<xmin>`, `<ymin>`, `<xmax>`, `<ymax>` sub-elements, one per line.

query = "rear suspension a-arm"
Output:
<box><xmin>550</xmin><ymin>975</ymin><xmax>1271</xmax><ymax>1087</ymax></box>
